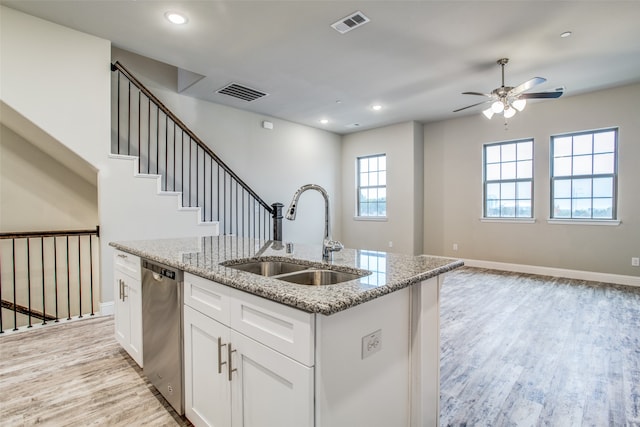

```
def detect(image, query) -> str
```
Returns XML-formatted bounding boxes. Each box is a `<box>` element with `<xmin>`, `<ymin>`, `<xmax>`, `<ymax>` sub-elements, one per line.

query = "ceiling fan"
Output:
<box><xmin>454</xmin><ymin>58</ymin><xmax>563</xmax><ymax>119</ymax></box>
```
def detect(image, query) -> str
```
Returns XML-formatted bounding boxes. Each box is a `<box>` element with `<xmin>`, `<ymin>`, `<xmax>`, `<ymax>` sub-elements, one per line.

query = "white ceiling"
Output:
<box><xmin>3</xmin><ymin>1</ymin><xmax>640</xmax><ymax>134</ymax></box>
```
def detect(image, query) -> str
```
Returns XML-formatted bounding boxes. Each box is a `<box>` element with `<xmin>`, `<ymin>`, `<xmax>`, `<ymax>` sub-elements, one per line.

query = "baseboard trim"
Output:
<box><xmin>461</xmin><ymin>259</ymin><xmax>640</xmax><ymax>287</ymax></box>
<box><xmin>100</xmin><ymin>301</ymin><xmax>115</xmax><ymax>316</ymax></box>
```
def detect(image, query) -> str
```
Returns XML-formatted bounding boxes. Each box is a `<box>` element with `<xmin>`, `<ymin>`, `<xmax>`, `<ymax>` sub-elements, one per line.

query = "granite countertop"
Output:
<box><xmin>110</xmin><ymin>236</ymin><xmax>463</xmax><ymax>315</ymax></box>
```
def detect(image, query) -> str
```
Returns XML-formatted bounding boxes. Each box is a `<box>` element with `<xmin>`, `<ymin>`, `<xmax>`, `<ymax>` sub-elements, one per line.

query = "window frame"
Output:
<box><xmin>482</xmin><ymin>138</ymin><xmax>535</xmax><ymax>220</ymax></box>
<box><xmin>550</xmin><ymin>127</ymin><xmax>618</xmax><ymax>221</ymax></box>
<box><xmin>356</xmin><ymin>153</ymin><xmax>387</xmax><ymax>218</ymax></box>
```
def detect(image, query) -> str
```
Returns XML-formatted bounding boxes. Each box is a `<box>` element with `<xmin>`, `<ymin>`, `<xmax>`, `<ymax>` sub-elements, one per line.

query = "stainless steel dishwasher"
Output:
<box><xmin>142</xmin><ymin>259</ymin><xmax>184</xmax><ymax>415</ymax></box>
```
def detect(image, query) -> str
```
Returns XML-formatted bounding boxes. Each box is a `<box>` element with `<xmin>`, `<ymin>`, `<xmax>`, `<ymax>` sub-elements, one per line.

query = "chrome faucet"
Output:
<box><xmin>285</xmin><ymin>184</ymin><xmax>344</xmax><ymax>261</ymax></box>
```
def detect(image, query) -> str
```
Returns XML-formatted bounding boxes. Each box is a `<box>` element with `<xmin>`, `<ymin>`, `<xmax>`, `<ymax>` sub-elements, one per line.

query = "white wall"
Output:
<box><xmin>1</xmin><ymin>8</ymin><xmax>343</xmax><ymax>307</ymax></box>
<box><xmin>0</xmin><ymin>6</ymin><xmax>110</xmax><ymax>169</ymax></box>
<box><xmin>423</xmin><ymin>83</ymin><xmax>640</xmax><ymax>277</ymax></box>
<box><xmin>341</xmin><ymin>121</ymin><xmax>424</xmax><ymax>255</ymax></box>
<box><xmin>111</xmin><ymin>48</ymin><xmax>343</xmax><ymax>247</ymax></box>
<box><xmin>0</xmin><ymin>124</ymin><xmax>98</xmax><ymax>232</ymax></box>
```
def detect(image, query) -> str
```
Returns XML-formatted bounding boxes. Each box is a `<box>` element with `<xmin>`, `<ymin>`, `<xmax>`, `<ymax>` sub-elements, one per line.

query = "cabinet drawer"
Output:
<box><xmin>114</xmin><ymin>250</ymin><xmax>140</xmax><ymax>278</ymax></box>
<box><xmin>229</xmin><ymin>289</ymin><xmax>314</xmax><ymax>367</ymax></box>
<box><xmin>184</xmin><ymin>273</ymin><xmax>231</xmax><ymax>326</ymax></box>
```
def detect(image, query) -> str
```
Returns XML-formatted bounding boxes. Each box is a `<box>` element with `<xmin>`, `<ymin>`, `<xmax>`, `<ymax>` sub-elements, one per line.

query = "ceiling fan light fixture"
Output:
<box><xmin>512</xmin><ymin>98</ymin><xmax>527</xmax><ymax>111</ymax></box>
<box><xmin>482</xmin><ymin>108</ymin><xmax>495</xmax><ymax>119</ymax></box>
<box><xmin>503</xmin><ymin>106</ymin><xmax>516</xmax><ymax>118</ymax></box>
<box><xmin>491</xmin><ymin>101</ymin><xmax>504</xmax><ymax>114</ymax></box>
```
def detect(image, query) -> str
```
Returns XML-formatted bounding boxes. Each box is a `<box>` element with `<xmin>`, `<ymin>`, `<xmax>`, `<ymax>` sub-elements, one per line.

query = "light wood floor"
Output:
<box><xmin>440</xmin><ymin>267</ymin><xmax>640</xmax><ymax>426</ymax></box>
<box><xmin>1</xmin><ymin>267</ymin><xmax>638</xmax><ymax>426</ymax></box>
<box><xmin>0</xmin><ymin>315</ymin><xmax>190</xmax><ymax>427</ymax></box>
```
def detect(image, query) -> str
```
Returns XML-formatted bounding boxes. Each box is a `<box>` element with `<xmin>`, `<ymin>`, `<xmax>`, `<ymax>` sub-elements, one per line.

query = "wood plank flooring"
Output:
<box><xmin>1</xmin><ymin>267</ymin><xmax>638</xmax><ymax>426</ymax></box>
<box><xmin>440</xmin><ymin>267</ymin><xmax>640</xmax><ymax>426</ymax></box>
<box><xmin>0</xmin><ymin>316</ymin><xmax>190</xmax><ymax>427</ymax></box>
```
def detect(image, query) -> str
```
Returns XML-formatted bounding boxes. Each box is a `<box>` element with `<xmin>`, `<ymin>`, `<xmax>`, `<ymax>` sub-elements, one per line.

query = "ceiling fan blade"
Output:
<box><xmin>519</xmin><ymin>90</ymin><xmax>563</xmax><ymax>99</ymax></box>
<box><xmin>453</xmin><ymin>99</ymin><xmax>491</xmax><ymax>112</ymax></box>
<box><xmin>462</xmin><ymin>91</ymin><xmax>492</xmax><ymax>97</ymax></box>
<box><xmin>511</xmin><ymin>77</ymin><xmax>546</xmax><ymax>96</ymax></box>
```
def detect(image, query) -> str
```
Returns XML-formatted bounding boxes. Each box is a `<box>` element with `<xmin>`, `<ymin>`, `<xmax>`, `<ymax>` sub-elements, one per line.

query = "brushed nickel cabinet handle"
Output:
<box><xmin>118</xmin><ymin>279</ymin><xmax>123</xmax><ymax>301</ymax></box>
<box><xmin>217</xmin><ymin>337</ymin><xmax>227</xmax><ymax>374</ymax></box>
<box><xmin>228</xmin><ymin>343</ymin><xmax>237</xmax><ymax>381</ymax></box>
<box><xmin>121</xmin><ymin>280</ymin><xmax>127</xmax><ymax>301</ymax></box>
<box><xmin>117</xmin><ymin>254</ymin><xmax>127</xmax><ymax>259</ymax></box>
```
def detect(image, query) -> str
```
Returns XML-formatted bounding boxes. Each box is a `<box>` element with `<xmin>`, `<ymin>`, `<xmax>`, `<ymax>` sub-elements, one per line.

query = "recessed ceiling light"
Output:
<box><xmin>560</xmin><ymin>31</ymin><xmax>572</xmax><ymax>38</ymax></box>
<box><xmin>372</xmin><ymin>104</ymin><xmax>382</xmax><ymax>111</ymax></box>
<box><xmin>320</xmin><ymin>119</ymin><xmax>329</xmax><ymax>124</ymax></box>
<box><xmin>165</xmin><ymin>11</ymin><xmax>188</xmax><ymax>25</ymax></box>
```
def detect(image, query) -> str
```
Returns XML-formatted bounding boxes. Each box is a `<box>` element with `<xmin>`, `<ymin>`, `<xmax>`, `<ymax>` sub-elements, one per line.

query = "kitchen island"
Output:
<box><xmin>110</xmin><ymin>235</ymin><xmax>463</xmax><ymax>427</ymax></box>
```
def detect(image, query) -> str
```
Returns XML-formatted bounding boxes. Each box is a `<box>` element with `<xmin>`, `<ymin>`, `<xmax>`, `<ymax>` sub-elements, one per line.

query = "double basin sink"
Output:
<box><xmin>222</xmin><ymin>260</ymin><xmax>371</xmax><ymax>286</ymax></box>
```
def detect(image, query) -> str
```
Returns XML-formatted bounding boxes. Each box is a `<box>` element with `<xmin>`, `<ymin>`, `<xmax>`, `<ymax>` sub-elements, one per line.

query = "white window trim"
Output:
<box><xmin>480</xmin><ymin>218</ymin><xmax>536</xmax><ymax>224</ymax></box>
<box><xmin>547</xmin><ymin>218</ymin><xmax>621</xmax><ymax>226</ymax></box>
<box><xmin>354</xmin><ymin>216</ymin><xmax>388</xmax><ymax>222</ymax></box>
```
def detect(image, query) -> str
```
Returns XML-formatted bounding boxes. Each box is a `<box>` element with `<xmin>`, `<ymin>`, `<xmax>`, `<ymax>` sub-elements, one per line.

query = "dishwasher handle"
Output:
<box><xmin>142</xmin><ymin>260</ymin><xmax>178</xmax><ymax>280</ymax></box>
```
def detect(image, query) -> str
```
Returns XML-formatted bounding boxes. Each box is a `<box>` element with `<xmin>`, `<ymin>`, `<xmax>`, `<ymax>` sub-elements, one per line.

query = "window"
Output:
<box><xmin>483</xmin><ymin>139</ymin><xmax>533</xmax><ymax>218</ymax></box>
<box><xmin>357</xmin><ymin>154</ymin><xmax>386</xmax><ymax>217</ymax></box>
<box><xmin>551</xmin><ymin>128</ymin><xmax>617</xmax><ymax>219</ymax></box>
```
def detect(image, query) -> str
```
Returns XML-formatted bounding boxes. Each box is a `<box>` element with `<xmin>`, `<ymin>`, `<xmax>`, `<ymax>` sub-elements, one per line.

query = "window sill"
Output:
<box><xmin>480</xmin><ymin>218</ymin><xmax>536</xmax><ymax>224</ymax></box>
<box><xmin>547</xmin><ymin>219</ymin><xmax>621</xmax><ymax>226</ymax></box>
<box><xmin>353</xmin><ymin>216</ymin><xmax>388</xmax><ymax>222</ymax></box>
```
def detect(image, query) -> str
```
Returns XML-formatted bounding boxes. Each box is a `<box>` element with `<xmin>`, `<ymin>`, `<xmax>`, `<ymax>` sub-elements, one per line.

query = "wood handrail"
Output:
<box><xmin>0</xmin><ymin>227</ymin><xmax>99</xmax><ymax>239</ymax></box>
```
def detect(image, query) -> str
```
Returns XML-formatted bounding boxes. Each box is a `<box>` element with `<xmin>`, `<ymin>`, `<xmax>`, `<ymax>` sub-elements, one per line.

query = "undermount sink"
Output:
<box><xmin>275</xmin><ymin>269</ymin><xmax>369</xmax><ymax>286</ymax></box>
<box><xmin>225</xmin><ymin>261</ymin><xmax>309</xmax><ymax>277</ymax></box>
<box><xmin>222</xmin><ymin>260</ymin><xmax>370</xmax><ymax>285</ymax></box>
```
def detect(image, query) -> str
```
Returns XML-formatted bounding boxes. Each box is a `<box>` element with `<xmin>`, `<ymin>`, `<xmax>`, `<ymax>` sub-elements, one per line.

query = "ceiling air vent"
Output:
<box><xmin>216</xmin><ymin>83</ymin><xmax>268</xmax><ymax>102</ymax></box>
<box><xmin>331</xmin><ymin>11</ymin><xmax>370</xmax><ymax>34</ymax></box>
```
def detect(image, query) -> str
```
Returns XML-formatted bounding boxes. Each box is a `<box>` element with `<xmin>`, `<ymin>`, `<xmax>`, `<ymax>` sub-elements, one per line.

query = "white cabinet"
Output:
<box><xmin>183</xmin><ymin>272</ymin><xmax>442</xmax><ymax>427</ymax></box>
<box><xmin>113</xmin><ymin>250</ymin><xmax>143</xmax><ymax>366</ymax></box>
<box><xmin>184</xmin><ymin>305</ymin><xmax>231</xmax><ymax>427</ymax></box>
<box><xmin>184</xmin><ymin>273</ymin><xmax>313</xmax><ymax>427</ymax></box>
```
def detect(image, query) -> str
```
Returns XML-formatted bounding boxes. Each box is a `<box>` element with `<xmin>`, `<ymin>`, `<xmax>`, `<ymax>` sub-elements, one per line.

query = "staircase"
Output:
<box><xmin>110</xmin><ymin>61</ymin><xmax>283</xmax><ymax>241</ymax></box>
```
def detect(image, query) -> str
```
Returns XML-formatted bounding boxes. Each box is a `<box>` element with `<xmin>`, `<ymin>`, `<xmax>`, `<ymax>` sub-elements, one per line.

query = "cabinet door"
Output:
<box><xmin>114</xmin><ymin>269</ymin><xmax>130</xmax><ymax>350</ymax></box>
<box><xmin>126</xmin><ymin>275</ymin><xmax>142</xmax><ymax>366</ymax></box>
<box><xmin>114</xmin><ymin>269</ymin><xmax>142</xmax><ymax>366</ymax></box>
<box><xmin>184</xmin><ymin>306</ymin><xmax>232</xmax><ymax>427</ymax></box>
<box><xmin>230</xmin><ymin>330</ymin><xmax>314</xmax><ymax>427</ymax></box>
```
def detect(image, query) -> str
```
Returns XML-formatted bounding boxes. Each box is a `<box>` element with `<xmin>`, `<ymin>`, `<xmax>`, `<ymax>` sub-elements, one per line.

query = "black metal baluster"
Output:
<box><xmin>41</xmin><ymin>237</ymin><xmax>46</xmax><ymax>325</ymax></box>
<box><xmin>89</xmin><ymin>235</ymin><xmax>94</xmax><ymax>316</ymax></box>
<box><xmin>66</xmin><ymin>236</ymin><xmax>71</xmax><ymax>321</ymax></box>
<box><xmin>235</xmin><ymin>182</ymin><xmax>239</xmax><ymax>236</ymax></box>
<box><xmin>147</xmin><ymin>98</ymin><xmax>151</xmax><ymax>174</ymax></box>
<box><xmin>242</xmin><ymin>189</ymin><xmax>245</xmax><ymax>238</ymax></box>
<box><xmin>26</xmin><ymin>239</ymin><xmax>32</xmax><ymax>328</ymax></box>
<box><xmin>197</xmin><ymin>145</ymin><xmax>200</xmax><ymax>217</ymax></box>
<box><xmin>12</xmin><ymin>240</ymin><xmax>17</xmax><ymax>331</ymax></box>
<box><xmin>223</xmin><ymin>172</ymin><xmax>227</xmax><ymax>234</ymax></box>
<box><xmin>53</xmin><ymin>237</ymin><xmax>59</xmax><ymax>322</ymax></box>
<box><xmin>116</xmin><ymin>71</ymin><xmax>121</xmax><ymax>154</ymax></box>
<box><xmin>217</xmin><ymin>164</ymin><xmax>221</xmax><ymax>224</ymax></box>
<box><xmin>173</xmin><ymin>123</ymin><xmax>177</xmax><ymax>192</ymax></box>
<box><xmin>156</xmin><ymin>106</ymin><xmax>160</xmax><ymax>175</ymax></box>
<box><xmin>138</xmin><ymin>90</ymin><xmax>141</xmax><ymax>171</ymax></box>
<box><xmin>127</xmin><ymin>81</ymin><xmax>131</xmax><ymax>156</ymax></box>
<box><xmin>164</xmin><ymin>115</ymin><xmax>169</xmax><ymax>191</ymax></box>
<box><xmin>78</xmin><ymin>236</ymin><xmax>82</xmax><ymax>319</ymax></box>
<box><xmin>188</xmin><ymin>138</ymin><xmax>193</xmax><ymax>207</ymax></box>
<box><xmin>181</xmin><ymin>131</ymin><xmax>186</xmax><ymax>207</ymax></box>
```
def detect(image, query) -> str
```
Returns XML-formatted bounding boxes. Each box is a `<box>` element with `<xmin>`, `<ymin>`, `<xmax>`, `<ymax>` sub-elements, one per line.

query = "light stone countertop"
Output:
<box><xmin>110</xmin><ymin>236</ymin><xmax>463</xmax><ymax>315</ymax></box>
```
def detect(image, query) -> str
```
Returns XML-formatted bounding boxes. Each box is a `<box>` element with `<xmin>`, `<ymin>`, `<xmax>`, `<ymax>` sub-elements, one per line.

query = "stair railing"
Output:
<box><xmin>111</xmin><ymin>61</ymin><xmax>282</xmax><ymax>241</ymax></box>
<box><xmin>0</xmin><ymin>228</ymin><xmax>99</xmax><ymax>333</ymax></box>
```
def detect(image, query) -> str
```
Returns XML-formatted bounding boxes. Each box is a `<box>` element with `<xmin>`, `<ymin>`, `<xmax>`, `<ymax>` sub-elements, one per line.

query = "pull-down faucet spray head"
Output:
<box><xmin>285</xmin><ymin>184</ymin><xmax>343</xmax><ymax>261</ymax></box>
